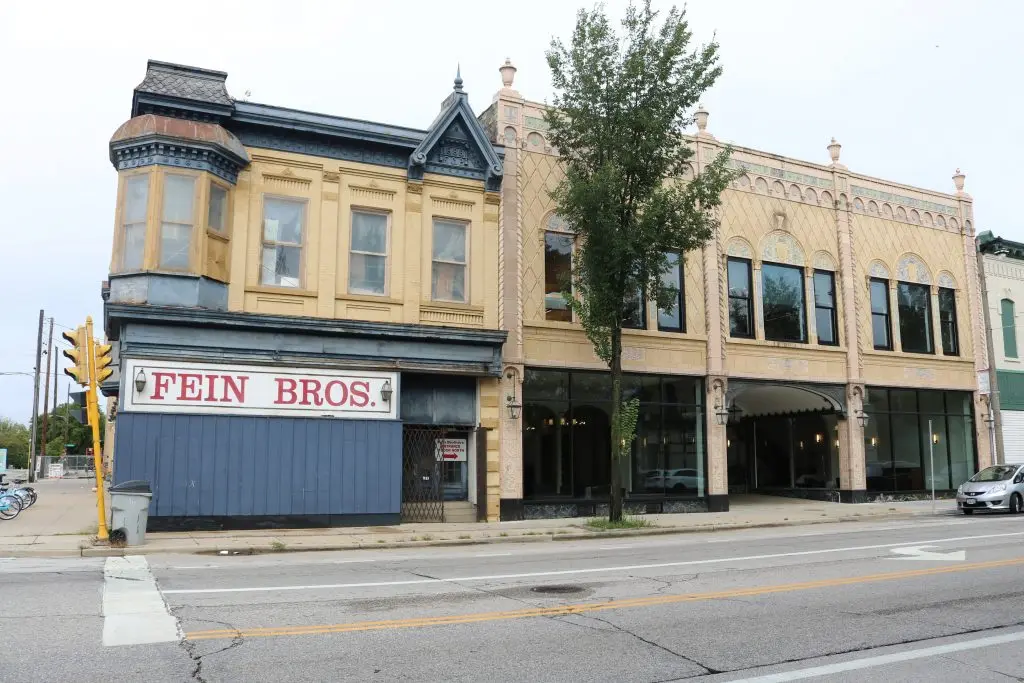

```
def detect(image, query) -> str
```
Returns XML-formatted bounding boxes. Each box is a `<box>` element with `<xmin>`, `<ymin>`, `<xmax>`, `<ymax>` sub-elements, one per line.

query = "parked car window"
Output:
<box><xmin>969</xmin><ymin>466</ymin><xmax>1017</xmax><ymax>482</ymax></box>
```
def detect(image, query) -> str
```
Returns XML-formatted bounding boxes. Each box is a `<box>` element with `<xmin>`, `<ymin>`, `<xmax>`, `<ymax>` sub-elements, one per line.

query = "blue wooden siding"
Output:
<box><xmin>114</xmin><ymin>414</ymin><xmax>401</xmax><ymax>518</ymax></box>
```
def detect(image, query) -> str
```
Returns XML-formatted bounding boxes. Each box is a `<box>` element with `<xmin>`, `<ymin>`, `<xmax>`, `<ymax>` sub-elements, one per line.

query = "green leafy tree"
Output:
<box><xmin>545</xmin><ymin>1</ymin><xmax>734</xmax><ymax>520</ymax></box>
<box><xmin>34</xmin><ymin>402</ymin><xmax>103</xmax><ymax>456</ymax></box>
<box><xmin>0</xmin><ymin>417</ymin><xmax>30</xmax><ymax>469</ymax></box>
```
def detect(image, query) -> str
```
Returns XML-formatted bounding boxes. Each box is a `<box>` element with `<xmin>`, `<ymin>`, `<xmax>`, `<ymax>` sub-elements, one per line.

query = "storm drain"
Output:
<box><xmin>530</xmin><ymin>584</ymin><xmax>584</xmax><ymax>595</ymax></box>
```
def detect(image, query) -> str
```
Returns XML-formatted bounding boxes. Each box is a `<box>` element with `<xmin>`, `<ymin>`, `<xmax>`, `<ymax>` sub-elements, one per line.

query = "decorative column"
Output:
<box><xmin>402</xmin><ymin>182</ymin><xmax>423</xmax><ymax>324</ymax></box>
<box><xmin>954</xmin><ymin>169</ymin><xmax>993</xmax><ymax>469</ymax></box>
<box><xmin>830</xmin><ymin>137</ymin><xmax>867</xmax><ymax>499</ymax></box>
<box><xmin>697</xmin><ymin>105</ymin><xmax>728</xmax><ymax>511</ymax></box>
<box><xmin>494</xmin><ymin>59</ymin><xmax>526</xmax><ymax>516</ymax></box>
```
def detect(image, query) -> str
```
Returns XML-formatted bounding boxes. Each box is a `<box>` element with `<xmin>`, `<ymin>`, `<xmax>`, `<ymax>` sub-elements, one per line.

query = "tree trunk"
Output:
<box><xmin>609</xmin><ymin>327</ymin><xmax>624</xmax><ymax>522</ymax></box>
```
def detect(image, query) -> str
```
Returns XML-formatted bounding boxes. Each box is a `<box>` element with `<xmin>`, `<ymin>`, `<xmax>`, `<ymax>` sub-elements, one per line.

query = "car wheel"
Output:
<box><xmin>1011</xmin><ymin>493</ymin><xmax>1023</xmax><ymax>514</ymax></box>
<box><xmin>961</xmin><ymin>508</ymin><xmax>974</xmax><ymax>515</ymax></box>
<box><xmin>672</xmin><ymin>483</ymin><xmax>686</xmax><ymax>492</ymax></box>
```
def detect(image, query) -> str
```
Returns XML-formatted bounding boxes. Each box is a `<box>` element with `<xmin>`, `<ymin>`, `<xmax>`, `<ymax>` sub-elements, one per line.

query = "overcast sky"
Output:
<box><xmin>0</xmin><ymin>0</ymin><xmax>1019</xmax><ymax>423</ymax></box>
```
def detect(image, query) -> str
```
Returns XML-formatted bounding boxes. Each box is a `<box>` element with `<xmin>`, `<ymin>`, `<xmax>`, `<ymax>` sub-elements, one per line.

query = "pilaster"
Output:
<box><xmin>403</xmin><ymin>182</ymin><xmax>424</xmax><ymax>324</ymax></box>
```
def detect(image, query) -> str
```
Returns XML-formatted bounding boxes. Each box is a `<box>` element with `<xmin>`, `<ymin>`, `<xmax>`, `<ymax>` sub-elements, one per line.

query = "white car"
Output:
<box><xmin>644</xmin><ymin>468</ymin><xmax>704</xmax><ymax>492</ymax></box>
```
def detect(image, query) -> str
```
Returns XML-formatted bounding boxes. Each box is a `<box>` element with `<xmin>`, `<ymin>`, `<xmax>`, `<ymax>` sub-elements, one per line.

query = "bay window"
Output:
<box><xmin>207</xmin><ymin>183</ymin><xmax>228</xmax><ymax>234</ymax></box>
<box><xmin>121</xmin><ymin>175</ymin><xmax>149</xmax><ymax>270</ymax></box>
<box><xmin>160</xmin><ymin>174</ymin><xmax>196</xmax><ymax>269</ymax></box>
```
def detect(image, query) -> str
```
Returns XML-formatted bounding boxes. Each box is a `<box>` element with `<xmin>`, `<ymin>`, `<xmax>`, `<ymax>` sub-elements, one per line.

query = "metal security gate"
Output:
<box><xmin>1003</xmin><ymin>411</ymin><xmax>1024</xmax><ymax>465</ymax></box>
<box><xmin>401</xmin><ymin>426</ymin><xmax>449</xmax><ymax>522</ymax></box>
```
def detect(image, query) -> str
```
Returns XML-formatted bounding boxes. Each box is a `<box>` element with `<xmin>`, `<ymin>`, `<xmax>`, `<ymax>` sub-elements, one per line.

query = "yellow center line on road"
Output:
<box><xmin>184</xmin><ymin>556</ymin><xmax>1024</xmax><ymax>641</ymax></box>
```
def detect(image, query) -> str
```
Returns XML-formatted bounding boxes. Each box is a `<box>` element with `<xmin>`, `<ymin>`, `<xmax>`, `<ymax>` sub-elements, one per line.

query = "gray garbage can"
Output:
<box><xmin>109</xmin><ymin>480</ymin><xmax>153</xmax><ymax>546</ymax></box>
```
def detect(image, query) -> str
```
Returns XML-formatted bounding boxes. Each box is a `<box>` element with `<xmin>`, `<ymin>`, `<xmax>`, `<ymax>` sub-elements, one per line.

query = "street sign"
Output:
<box><xmin>434</xmin><ymin>438</ymin><xmax>468</xmax><ymax>462</ymax></box>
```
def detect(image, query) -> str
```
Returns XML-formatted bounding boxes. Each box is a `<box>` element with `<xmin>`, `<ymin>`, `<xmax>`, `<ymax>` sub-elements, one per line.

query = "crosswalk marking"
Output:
<box><xmin>102</xmin><ymin>556</ymin><xmax>180</xmax><ymax>647</ymax></box>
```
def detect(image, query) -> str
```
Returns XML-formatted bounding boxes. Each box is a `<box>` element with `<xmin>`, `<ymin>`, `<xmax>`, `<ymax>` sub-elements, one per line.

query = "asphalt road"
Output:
<box><xmin>3</xmin><ymin>514</ymin><xmax>1024</xmax><ymax>682</ymax></box>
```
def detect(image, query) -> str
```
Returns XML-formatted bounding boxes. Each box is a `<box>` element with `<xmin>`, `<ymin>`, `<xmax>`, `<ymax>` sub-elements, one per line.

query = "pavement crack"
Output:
<box><xmin>575</xmin><ymin>612</ymin><xmax>723</xmax><ymax>675</ymax></box>
<box><xmin>173</xmin><ymin>612</ymin><xmax>243</xmax><ymax>683</ymax></box>
<box><xmin>940</xmin><ymin>654</ymin><xmax>1024</xmax><ymax>681</ymax></box>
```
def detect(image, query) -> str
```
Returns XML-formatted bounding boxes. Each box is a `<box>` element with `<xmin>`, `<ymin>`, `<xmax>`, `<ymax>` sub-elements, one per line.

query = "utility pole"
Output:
<box><xmin>63</xmin><ymin>385</ymin><xmax>71</xmax><ymax>457</ymax></box>
<box><xmin>39</xmin><ymin>317</ymin><xmax>54</xmax><ymax>480</ymax></box>
<box><xmin>27</xmin><ymin>310</ymin><xmax>43</xmax><ymax>483</ymax></box>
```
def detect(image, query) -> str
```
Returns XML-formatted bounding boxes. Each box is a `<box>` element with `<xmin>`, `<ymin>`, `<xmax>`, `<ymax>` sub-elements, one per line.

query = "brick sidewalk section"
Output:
<box><xmin>0</xmin><ymin>480</ymin><xmax>962</xmax><ymax>558</ymax></box>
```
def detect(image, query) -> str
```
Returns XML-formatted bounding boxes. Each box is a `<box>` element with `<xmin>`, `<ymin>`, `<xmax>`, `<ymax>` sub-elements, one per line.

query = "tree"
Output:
<box><xmin>34</xmin><ymin>402</ymin><xmax>104</xmax><ymax>456</ymax></box>
<box><xmin>0</xmin><ymin>417</ymin><xmax>30</xmax><ymax>469</ymax></box>
<box><xmin>545</xmin><ymin>1</ymin><xmax>734</xmax><ymax>520</ymax></box>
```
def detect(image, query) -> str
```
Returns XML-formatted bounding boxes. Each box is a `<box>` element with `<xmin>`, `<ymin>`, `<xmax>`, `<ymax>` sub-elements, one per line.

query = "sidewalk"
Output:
<box><xmin>0</xmin><ymin>481</ymin><xmax>963</xmax><ymax>558</ymax></box>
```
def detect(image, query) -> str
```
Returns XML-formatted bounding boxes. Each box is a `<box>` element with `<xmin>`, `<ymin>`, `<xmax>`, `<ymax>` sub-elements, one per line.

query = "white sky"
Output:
<box><xmin>0</xmin><ymin>0</ymin><xmax>1020</xmax><ymax>423</ymax></box>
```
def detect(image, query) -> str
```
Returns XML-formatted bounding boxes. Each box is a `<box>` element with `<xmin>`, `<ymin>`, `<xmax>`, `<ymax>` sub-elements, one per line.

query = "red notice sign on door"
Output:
<box><xmin>434</xmin><ymin>438</ymin><xmax>467</xmax><ymax>462</ymax></box>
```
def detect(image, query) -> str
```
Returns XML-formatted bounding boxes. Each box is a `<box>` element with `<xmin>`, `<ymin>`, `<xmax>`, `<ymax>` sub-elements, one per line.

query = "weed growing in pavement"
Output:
<box><xmin>499</xmin><ymin>532</ymin><xmax>509</xmax><ymax>537</ymax></box>
<box><xmin>270</xmin><ymin>540</ymin><xmax>287</xmax><ymax>551</ymax></box>
<box><xmin>584</xmin><ymin>516</ymin><xmax>653</xmax><ymax>531</ymax></box>
<box><xmin>377</xmin><ymin>539</ymin><xmax>386</xmax><ymax>544</ymax></box>
<box><xmin>458</xmin><ymin>534</ymin><xmax>471</xmax><ymax>539</ymax></box>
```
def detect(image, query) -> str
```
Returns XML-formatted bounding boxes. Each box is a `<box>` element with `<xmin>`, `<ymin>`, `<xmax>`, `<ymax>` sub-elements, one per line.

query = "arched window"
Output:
<box><xmin>1002</xmin><ymin>299</ymin><xmax>1018</xmax><ymax>359</ymax></box>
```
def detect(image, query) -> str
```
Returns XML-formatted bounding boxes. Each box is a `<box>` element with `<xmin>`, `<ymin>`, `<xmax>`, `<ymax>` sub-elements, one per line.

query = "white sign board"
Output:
<box><xmin>977</xmin><ymin>371</ymin><xmax>991</xmax><ymax>395</ymax></box>
<box><xmin>0</xmin><ymin>448</ymin><xmax>6</xmax><ymax>473</ymax></box>
<box><xmin>47</xmin><ymin>463</ymin><xmax>64</xmax><ymax>479</ymax></box>
<box><xmin>121</xmin><ymin>360</ymin><xmax>398</xmax><ymax>419</ymax></box>
<box><xmin>435</xmin><ymin>438</ymin><xmax>468</xmax><ymax>462</ymax></box>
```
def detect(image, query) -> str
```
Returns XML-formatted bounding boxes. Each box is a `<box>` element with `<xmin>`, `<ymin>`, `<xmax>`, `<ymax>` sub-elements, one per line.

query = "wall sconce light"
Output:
<box><xmin>134</xmin><ymin>367</ymin><xmax>147</xmax><ymax>393</ymax></box>
<box><xmin>855</xmin><ymin>409</ymin><xmax>869</xmax><ymax>428</ymax></box>
<box><xmin>727</xmin><ymin>439</ymin><xmax>731</xmax><ymax>448</ymax></box>
<box><xmin>714</xmin><ymin>402</ymin><xmax>729</xmax><ymax>426</ymax></box>
<box><xmin>871</xmin><ymin>436</ymin><xmax>878</xmax><ymax>447</ymax></box>
<box><xmin>815</xmin><ymin>433</ymin><xmax>823</xmax><ymax>444</ymax></box>
<box><xmin>932</xmin><ymin>433</ymin><xmax>940</xmax><ymax>445</ymax></box>
<box><xmin>380</xmin><ymin>380</ymin><xmax>393</xmax><ymax>404</ymax></box>
<box><xmin>505</xmin><ymin>392</ymin><xmax>522</xmax><ymax>420</ymax></box>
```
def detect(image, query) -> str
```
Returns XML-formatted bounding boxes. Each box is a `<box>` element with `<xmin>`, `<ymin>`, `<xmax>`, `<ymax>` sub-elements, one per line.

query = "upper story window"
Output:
<box><xmin>121</xmin><ymin>175</ymin><xmax>149</xmax><ymax>270</ymax></box>
<box><xmin>1002</xmin><ymin>299</ymin><xmax>1018</xmax><ymax>359</ymax></box>
<box><xmin>349</xmin><ymin>210</ymin><xmax>389</xmax><ymax>295</ymax></box>
<box><xmin>658</xmin><ymin>252</ymin><xmax>685</xmax><ymax>333</ymax></box>
<box><xmin>938</xmin><ymin>288</ymin><xmax>959</xmax><ymax>356</ymax></box>
<box><xmin>159</xmin><ymin>175</ymin><xmax>196</xmax><ymax>270</ymax></box>
<box><xmin>762</xmin><ymin>262</ymin><xmax>806</xmax><ymax>343</ymax></box>
<box><xmin>544</xmin><ymin>229</ymin><xmax>573</xmax><ymax>321</ymax></box>
<box><xmin>623</xmin><ymin>290</ymin><xmax>646</xmax><ymax>330</ymax></box>
<box><xmin>727</xmin><ymin>258</ymin><xmax>753</xmax><ymax>338</ymax></box>
<box><xmin>897</xmin><ymin>282</ymin><xmax>933</xmax><ymax>354</ymax></box>
<box><xmin>870</xmin><ymin>278</ymin><xmax>892</xmax><ymax>350</ymax></box>
<box><xmin>432</xmin><ymin>219</ymin><xmax>467</xmax><ymax>302</ymax></box>
<box><xmin>207</xmin><ymin>183</ymin><xmax>228</xmax><ymax>234</ymax></box>
<box><xmin>813</xmin><ymin>270</ymin><xmax>838</xmax><ymax>346</ymax></box>
<box><xmin>261</xmin><ymin>197</ymin><xmax>305</xmax><ymax>288</ymax></box>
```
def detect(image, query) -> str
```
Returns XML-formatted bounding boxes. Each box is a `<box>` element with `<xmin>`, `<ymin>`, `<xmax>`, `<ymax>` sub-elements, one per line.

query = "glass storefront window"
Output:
<box><xmin>523</xmin><ymin>370</ymin><xmax>705</xmax><ymax>500</ymax></box>
<box><xmin>864</xmin><ymin>388</ymin><xmax>976</xmax><ymax>492</ymax></box>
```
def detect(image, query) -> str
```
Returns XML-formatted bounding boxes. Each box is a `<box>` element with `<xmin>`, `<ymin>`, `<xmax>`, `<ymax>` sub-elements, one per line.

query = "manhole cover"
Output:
<box><xmin>530</xmin><ymin>584</ymin><xmax>584</xmax><ymax>595</ymax></box>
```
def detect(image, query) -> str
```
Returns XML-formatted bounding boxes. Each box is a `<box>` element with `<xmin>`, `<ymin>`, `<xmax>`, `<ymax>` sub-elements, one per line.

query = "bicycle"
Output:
<box><xmin>0</xmin><ymin>475</ymin><xmax>36</xmax><ymax>511</ymax></box>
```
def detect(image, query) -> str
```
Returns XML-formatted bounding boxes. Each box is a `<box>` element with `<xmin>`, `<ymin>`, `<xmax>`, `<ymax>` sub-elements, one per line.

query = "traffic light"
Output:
<box><xmin>61</xmin><ymin>327</ymin><xmax>89</xmax><ymax>386</ymax></box>
<box><xmin>69</xmin><ymin>390</ymin><xmax>87</xmax><ymax>424</ymax></box>
<box><xmin>93</xmin><ymin>342</ymin><xmax>114</xmax><ymax>385</ymax></box>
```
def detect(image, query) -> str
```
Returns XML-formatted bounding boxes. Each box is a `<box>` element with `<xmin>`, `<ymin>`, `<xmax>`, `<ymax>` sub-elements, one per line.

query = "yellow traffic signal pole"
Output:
<box><xmin>84</xmin><ymin>317</ymin><xmax>109</xmax><ymax>542</ymax></box>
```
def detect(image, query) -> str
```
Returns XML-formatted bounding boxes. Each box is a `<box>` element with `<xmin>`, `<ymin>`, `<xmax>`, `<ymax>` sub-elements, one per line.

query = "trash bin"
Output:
<box><xmin>109</xmin><ymin>480</ymin><xmax>153</xmax><ymax>546</ymax></box>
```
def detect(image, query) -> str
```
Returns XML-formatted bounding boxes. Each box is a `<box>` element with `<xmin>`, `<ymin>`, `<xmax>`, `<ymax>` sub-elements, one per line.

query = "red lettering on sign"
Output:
<box><xmin>300</xmin><ymin>378</ymin><xmax>324</xmax><ymax>406</ymax></box>
<box><xmin>275</xmin><ymin>378</ymin><xmax>298</xmax><ymax>405</ymax></box>
<box><xmin>203</xmin><ymin>375</ymin><xmax>220</xmax><ymax>402</ymax></box>
<box><xmin>350</xmin><ymin>381</ymin><xmax>370</xmax><ymax>407</ymax></box>
<box><xmin>221</xmin><ymin>375</ymin><xmax>247</xmax><ymax>403</ymax></box>
<box><xmin>150</xmin><ymin>372</ymin><xmax>174</xmax><ymax>400</ymax></box>
<box><xmin>324</xmin><ymin>380</ymin><xmax>348</xmax><ymax>407</ymax></box>
<box><xmin>178</xmin><ymin>373</ymin><xmax>203</xmax><ymax>401</ymax></box>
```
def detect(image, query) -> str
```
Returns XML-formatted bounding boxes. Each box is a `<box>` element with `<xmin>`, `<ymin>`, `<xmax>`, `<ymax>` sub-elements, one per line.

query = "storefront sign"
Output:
<box><xmin>121</xmin><ymin>360</ymin><xmax>398</xmax><ymax>419</ymax></box>
<box><xmin>435</xmin><ymin>438</ymin><xmax>467</xmax><ymax>462</ymax></box>
<box><xmin>47</xmin><ymin>463</ymin><xmax>65</xmax><ymax>479</ymax></box>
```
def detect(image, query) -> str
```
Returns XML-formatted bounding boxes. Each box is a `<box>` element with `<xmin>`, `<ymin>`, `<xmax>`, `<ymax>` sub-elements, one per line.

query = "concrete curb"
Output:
<box><xmin>5</xmin><ymin>508</ymin><xmax>935</xmax><ymax>558</ymax></box>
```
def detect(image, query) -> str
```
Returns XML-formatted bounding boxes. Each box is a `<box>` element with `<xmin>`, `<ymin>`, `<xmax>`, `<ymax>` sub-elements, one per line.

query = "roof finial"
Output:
<box><xmin>828</xmin><ymin>137</ymin><xmax>842</xmax><ymax>166</ymax></box>
<box><xmin>500</xmin><ymin>58</ymin><xmax>517</xmax><ymax>88</ymax></box>
<box><xmin>953</xmin><ymin>168</ymin><xmax>966</xmax><ymax>194</ymax></box>
<box><xmin>454</xmin><ymin>64</ymin><xmax>463</xmax><ymax>92</ymax></box>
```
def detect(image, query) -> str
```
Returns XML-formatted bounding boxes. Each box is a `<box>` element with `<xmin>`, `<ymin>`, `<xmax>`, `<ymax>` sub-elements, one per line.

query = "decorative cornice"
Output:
<box><xmin>110</xmin><ymin>137</ymin><xmax>248</xmax><ymax>184</ymax></box>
